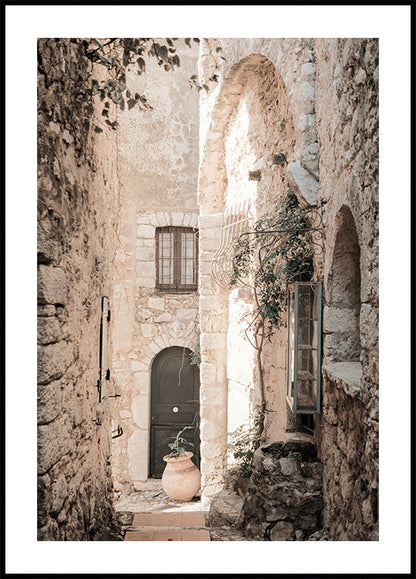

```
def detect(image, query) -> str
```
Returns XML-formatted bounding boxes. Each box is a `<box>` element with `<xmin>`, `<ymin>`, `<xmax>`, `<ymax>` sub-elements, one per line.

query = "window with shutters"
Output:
<box><xmin>287</xmin><ymin>282</ymin><xmax>323</xmax><ymax>414</ymax></box>
<box><xmin>155</xmin><ymin>227</ymin><xmax>198</xmax><ymax>292</ymax></box>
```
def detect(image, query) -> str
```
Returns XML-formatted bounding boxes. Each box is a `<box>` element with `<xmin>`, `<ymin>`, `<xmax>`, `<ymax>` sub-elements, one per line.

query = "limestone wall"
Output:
<box><xmin>198</xmin><ymin>39</ymin><xmax>320</xmax><ymax>498</ymax></box>
<box><xmin>37</xmin><ymin>39</ymin><xmax>119</xmax><ymax>540</ymax></box>
<box><xmin>313</xmin><ymin>38</ymin><xmax>379</xmax><ymax>540</ymax></box>
<box><xmin>111</xmin><ymin>41</ymin><xmax>200</xmax><ymax>494</ymax></box>
<box><xmin>198</xmin><ymin>38</ymin><xmax>378</xmax><ymax>538</ymax></box>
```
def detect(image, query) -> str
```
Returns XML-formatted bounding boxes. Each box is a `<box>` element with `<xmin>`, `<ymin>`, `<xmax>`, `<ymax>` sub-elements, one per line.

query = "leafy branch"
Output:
<box><xmin>188</xmin><ymin>43</ymin><xmax>223</xmax><ymax>92</ymax></box>
<box><xmin>166</xmin><ymin>426</ymin><xmax>194</xmax><ymax>459</ymax></box>
<box><xmin>75</xmin><ymin>38</ymin><xmax>202</xmax><ymax>133</ymax></box>
<box><xmin>229</xmin><ymin>190</ymin><xmax>314</xmax><ymax>437</ymax></box>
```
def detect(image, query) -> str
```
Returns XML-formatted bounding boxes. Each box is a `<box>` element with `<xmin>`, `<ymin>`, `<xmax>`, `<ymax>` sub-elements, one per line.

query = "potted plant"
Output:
<box><xmin>162</xmin><ymin>426</ymin><xmax>201</xmax><ymax>502</ymax></box>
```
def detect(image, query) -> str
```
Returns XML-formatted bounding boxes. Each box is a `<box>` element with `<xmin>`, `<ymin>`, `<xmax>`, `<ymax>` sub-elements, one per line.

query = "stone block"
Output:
<box><xmin>199</xmin><ymin>213</ymin><xmax>222</xmax><ymax>229</ymax></box>
<box><xmin>189</xmin><ymin>214</ymin><xmax>199</xmax><ymax>228</ymax></box>
<box><xmin>324</xmin><ymin>305</ymin><xmax>358</xmax><ymax>334</ymax></box>
<box><xmin>209</xmin><ymin>489</ymin><xmax>244</xmax><ymax>527</ymax></box>
<box><xmin>136</xmin><ymin>224</ymin><xmax>154</xmax><ymax>238</ymax></box>
<box><xmin>286</xmin><ymin>161</ymin><xmax>318</xmax><ymax>207</ymax></box>
<box><xmin>148</xmin><ymin>296</ymin><xmax>165</xmax><ymax>310</ymax></box>
<box><xmin>38</xmin><ymin>416</ymin><xmax>71</xmax><ymax>474</ymax></box>
<box><xmin>154</xmin><ymin>312</ymin><xmax>171</xmax><ymax>323</ymax></box>
<box><xmin>171</xmin><ymin>212</ymin><xmax>185</xmax><ymax>225</ymax></box>
<box><xmin>38</xmin><ymin>305</ymin><xmax>57</xmax><ymax>317</ymax></box>
<box><xmin>132</xmin><ymin>395</ymin><xmax>149</xmax><ymax>429</ymax></box>
<box><xmin>135</xmin><ymin>247</ymin><xmax>155</xmax><ymax>261</ymax></box>
<box><xmin>37</xmin><ymin>380</ymin><xmax>62</xmax><ymax>424</ymax></box>
<box><xmin>38</xmin><ymin>316</ymin><xmax>62</xmax><ymax>345</ymax></box>
<box><xmin>141</xmin><ymin>323</ymin><xmax>157</xmax><ymax>339</ymax></box>
<box><xmin>136</xmin><ymin>261</ymin><xmax>155</xmax><ymax>278</ymax></box>
<box><xmin>51</xmin><ymin>474</ymin><xmax>68</xmax><ymax>515</ymax></box>
<box><xmin>37</xmin><ymin>342</ymin><xmax>73</xmax><ymax>385</ymax></box>
<box><xmin>38</xmin><ymin>265</ymin><xmax>68</xmax><ymax>306</ymax></box>
<box><xmin>37</xmin><ymin>227</ymin><xmax>62</xmax><ymax>265</ymax></box>
<box><xmin>155</xmin><ymin>212</ymin><xmax>168</xmax><ymax>226</ymax></box>
<box><xmin>270</xmin><ymin>521</ymin><xmax>295</xmax><ymax>541</ymax></box>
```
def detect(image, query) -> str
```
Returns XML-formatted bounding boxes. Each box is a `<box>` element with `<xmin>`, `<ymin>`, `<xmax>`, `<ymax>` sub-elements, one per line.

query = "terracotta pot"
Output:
<box><xmin>162</xmin><ymin>451</ymin><xmax>201</xmax><ymax>502</ymax></box>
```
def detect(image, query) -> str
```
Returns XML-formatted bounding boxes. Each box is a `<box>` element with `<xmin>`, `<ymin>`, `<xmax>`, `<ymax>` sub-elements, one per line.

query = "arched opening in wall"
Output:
<box><xmin>326</xmin><ymin>205</ymin><xmax>361</xmax><ymax>363</ymax></box>
<box><xmin>149</xmin><ymin>346</ymin><xmax>200</xmax><ymax>478</ymax></box>
<box><xmin>202</xmin><ymin>53</ymin><xmax>311</xmax><ymax>450</ymax></box>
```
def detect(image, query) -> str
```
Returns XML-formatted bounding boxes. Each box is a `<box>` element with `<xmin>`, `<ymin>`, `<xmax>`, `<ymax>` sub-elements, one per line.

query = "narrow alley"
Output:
<box><xmin>37</xmin><ymin>31</ymin><xmax>382</xmax><ymax>548</ymax></box>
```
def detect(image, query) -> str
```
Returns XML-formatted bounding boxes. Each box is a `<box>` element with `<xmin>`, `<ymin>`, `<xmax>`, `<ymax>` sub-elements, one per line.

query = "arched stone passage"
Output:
<box><xmin>198</xmin><ymin>53</ymin><xmax>317</xmax><ymax>499</ymax></box>
<box><xmin>325</xmin><ymin>205</ymin><xmax>361</xmax><ymax>362</ymax></box>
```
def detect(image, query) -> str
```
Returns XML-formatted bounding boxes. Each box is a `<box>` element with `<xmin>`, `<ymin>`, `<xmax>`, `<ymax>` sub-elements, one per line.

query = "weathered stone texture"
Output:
<box><xmin>238</xmin><ymin>441</ymin><xmax>323</xmax><ymax>540</ymax></box>
<box><xmin>110</xmin><ymin>41</ymin><xmax>201</xmax><ymax>495</ymax></box>
<box><xmin>314</xmin><ymin>38</ymin><xmax>379</xmax><ymax>541</ymax></box>
<box><xmin>198</xmin><ymin>38</ymin><xmax>378</xmax><ymax>539</ymax></box>
<box><xmin>37</xmin><ymin>38</ymin><xmax>119</xmax><ymax>540</ymax></box>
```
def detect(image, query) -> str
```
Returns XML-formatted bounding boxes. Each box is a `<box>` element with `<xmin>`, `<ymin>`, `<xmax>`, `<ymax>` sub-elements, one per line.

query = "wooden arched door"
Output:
<box><xmin>150</xmin><ymin>346</ymin><xmax>200</xmax><ymax>478</ymax></box>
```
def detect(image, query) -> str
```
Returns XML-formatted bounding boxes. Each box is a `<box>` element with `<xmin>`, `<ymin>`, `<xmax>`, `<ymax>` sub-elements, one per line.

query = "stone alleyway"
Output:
<box><xmin>115</xmin><ymin>481</ymin><xmax>246</xmax><ymax>541</ymax></box>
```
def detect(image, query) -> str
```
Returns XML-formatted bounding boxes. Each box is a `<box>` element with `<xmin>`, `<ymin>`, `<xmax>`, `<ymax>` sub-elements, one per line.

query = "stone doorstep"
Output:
<box><xmin>132</xmin><ymin>511</ymin><xmax>207</xmax><ymax>528</ymax></box>
<box><xmin>124</xmin><ymin>510</ymin><xmax>210</xmax><ymax>541</ymax></box>
<box><xmin>124</xmin><ymin>528</ymin><xmax>210</xmax><ymax>541</ymax></box>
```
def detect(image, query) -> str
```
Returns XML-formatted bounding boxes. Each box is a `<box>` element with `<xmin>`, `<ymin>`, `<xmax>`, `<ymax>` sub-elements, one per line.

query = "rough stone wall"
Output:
<box><xmin>222</xmin><ymin>58</ymin><xmax>296</xmax><ymax>442</ymax></box>
<box><xmin>239</xmin><ymin>439</ymin><xmax>323</xmax><ymax>541</ymax></box>
<box><xmin>198</xmin><ymin>39</ymin><xmax>320</xmax><ymax>499</ymax></box>
<box><xmin>110</xmin><ymin>41</ymin><xmax>200</xmax><ymax>494</ymax></box>
<box><xmin>198</xmin><ymin>38</ymin><xmax>378</xmax><ymax>539</ymax></box>
<box><xmin>313</xmin><ymin>38</ymin><xmax>379</xmax><ymax>540</ymax></box>
<box><xmin>37</xmin><ymin>39</ymin><xmax>119</xmax><ymax>539</ymax></box>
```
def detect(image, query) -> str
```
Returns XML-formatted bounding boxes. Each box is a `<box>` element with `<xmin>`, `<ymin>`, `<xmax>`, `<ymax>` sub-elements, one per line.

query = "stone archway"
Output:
<box><xmin>325</xmin><ymin>205</ymin><xmax>361</xmax><ymax>362</ymax></box>
<box><xmin>197</xmin><ymin>52</ymin><xmax>319</xmax><ymax>499</ymax></box>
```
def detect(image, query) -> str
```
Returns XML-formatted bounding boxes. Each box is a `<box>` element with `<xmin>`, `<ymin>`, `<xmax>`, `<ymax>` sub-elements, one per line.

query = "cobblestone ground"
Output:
<box><xmin>115</xmin><ymin>483</ymin><xmax>246</xmax><ymax>541</ymax></box>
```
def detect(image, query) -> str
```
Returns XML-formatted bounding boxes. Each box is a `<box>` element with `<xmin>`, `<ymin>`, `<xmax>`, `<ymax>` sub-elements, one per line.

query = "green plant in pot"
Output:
<box><xmin>162</xmin><ymin>426</ymin><xmax>201</xmax><ymax>502</ymax></box>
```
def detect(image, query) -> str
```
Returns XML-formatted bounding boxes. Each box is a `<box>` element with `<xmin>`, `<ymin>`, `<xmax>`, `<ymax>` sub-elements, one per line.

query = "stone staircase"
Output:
<box><xmin>123</xmin><ymin>510</ymin><xmax>210</xmax><ymax>541</ymax></box>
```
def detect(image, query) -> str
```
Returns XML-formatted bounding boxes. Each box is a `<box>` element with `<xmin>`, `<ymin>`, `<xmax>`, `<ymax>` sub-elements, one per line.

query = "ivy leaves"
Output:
<box><xmin>188</xmin><ymin>43</ymin><xmax>222</xmax><ymax>92</ymax></box>
<box><xmin>230</xmin><ymin>190</ymin><xmax>313</xmax><ymax>336</ymax></box>
<box><xmin>79</xmin><ymin>37</ymin><xmax>201</xmax><ymax>133</ymax></box>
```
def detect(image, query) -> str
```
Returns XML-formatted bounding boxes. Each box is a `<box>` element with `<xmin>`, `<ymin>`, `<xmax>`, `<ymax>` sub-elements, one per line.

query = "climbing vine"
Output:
<box><xmin>225</xmin><ymin>410</ymin><xmax>266</xmax><ymax>483</ymax></box>
<box><xmin>73</xmin><ymin>37</ymin><xmax>221</xmax><ymax>134</ymax></box>
<box><xmin>229</xmin><ymin>190</ymin><xmax>314</xmax><ymax>438</ymax></box>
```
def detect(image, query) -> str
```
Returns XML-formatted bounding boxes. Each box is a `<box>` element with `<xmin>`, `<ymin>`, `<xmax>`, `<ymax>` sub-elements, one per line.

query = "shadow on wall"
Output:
<box><xmin>325</xmin><ymin>205</ymin><xmax>361</xmax><ymax>363</ymax></box>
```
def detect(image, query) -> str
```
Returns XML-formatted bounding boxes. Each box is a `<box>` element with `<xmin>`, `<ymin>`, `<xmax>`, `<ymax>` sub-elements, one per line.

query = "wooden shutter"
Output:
<box><xmin>287</xmin><ymin>282</ymin><xmax>322</xmax><ymax>414</ymax></box>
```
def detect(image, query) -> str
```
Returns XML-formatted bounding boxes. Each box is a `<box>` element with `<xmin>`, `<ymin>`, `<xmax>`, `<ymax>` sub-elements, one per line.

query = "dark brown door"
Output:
<box><xmin>150</xmin><ymin>346</ymin><xmax>200</xmax><ymax>478</ymax></box>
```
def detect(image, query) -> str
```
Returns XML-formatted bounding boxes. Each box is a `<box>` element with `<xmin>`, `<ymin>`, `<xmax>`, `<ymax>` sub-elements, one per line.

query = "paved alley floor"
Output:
<box><xmin>115</xmin><ymin>481</ymin><xmax>211</xmax><ymax>541</ymax></box>
<box><xmin>115</xmin><ymin>481</ymin><xmax>245</xmax><ymax>541</ymax></box>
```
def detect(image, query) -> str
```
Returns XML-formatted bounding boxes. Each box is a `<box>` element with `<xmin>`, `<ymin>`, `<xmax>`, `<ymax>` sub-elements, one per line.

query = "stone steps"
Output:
<box><xmin>123</xmin><ymin>510</ymin><xmax>210</xmax><ymax>541</ymax></box>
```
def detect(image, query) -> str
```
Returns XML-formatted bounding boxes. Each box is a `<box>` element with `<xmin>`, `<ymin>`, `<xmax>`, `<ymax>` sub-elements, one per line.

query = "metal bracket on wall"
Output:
<box><xmin>212</xmin><ymin>205</ymin><xmax>325</xmax><ymax>289</ymax></box>
<box><xmin>112</xmin><ymin>426</ymin><xmax>123</xmax><ymax>439</ymax></box>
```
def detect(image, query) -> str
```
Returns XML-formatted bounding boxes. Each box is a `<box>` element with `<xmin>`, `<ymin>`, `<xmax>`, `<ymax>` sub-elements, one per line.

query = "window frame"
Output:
<box><xmin>155</xmin><ymin>226</ymin><xmax>198</xmax><ymax>293</ymax></box>
<box><xmin>286</xmin><ymin>281</ymin><xmax>323</xmax><ymax>414</ymax></box>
